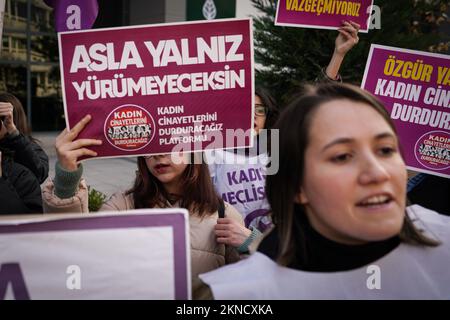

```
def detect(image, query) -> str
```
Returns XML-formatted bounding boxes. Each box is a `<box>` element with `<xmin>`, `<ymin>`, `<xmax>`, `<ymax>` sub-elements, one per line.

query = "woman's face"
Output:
<box><xmin>146</xmin><ymin>153</ymin><xmax>189</xmax><ymax>194</ymax></box>
<box><xmin>298</xmin><ymin>99</ymin><xmax>407</xmax><ymax>245</ymax></box>
<box><xmin>254</xmin><ymin>95</ymin><xmax>267</xmax><ymax>135</ymax></box>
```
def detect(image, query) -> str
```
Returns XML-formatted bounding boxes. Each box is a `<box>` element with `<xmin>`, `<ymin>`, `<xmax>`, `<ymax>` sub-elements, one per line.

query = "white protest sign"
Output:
<box><xmin>0</xmin><ymin>209</ymin><xmax>191</xmax><ymax>299</ymax></box>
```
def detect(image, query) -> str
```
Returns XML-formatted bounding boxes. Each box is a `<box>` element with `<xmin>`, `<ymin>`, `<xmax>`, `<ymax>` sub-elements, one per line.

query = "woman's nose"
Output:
<box><xmin>358</xmin><ymin>154</ymin><xmax>390</xmax><ymax>185</ymax></box>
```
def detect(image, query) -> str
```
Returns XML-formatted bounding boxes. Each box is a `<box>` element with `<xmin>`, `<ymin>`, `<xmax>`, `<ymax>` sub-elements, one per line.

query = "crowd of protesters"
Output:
<box><xmin>0</xmin><ymin>19</ymin><xmax>449</xmax><ymax>299</ymax></box>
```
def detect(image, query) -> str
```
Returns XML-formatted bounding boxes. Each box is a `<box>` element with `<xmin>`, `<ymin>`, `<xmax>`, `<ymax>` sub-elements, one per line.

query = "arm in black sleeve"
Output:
<box><xmin>314</xmin><ymin>67</ymin><xmax>343</xmax><ymax>83</ymax></box>
<box><xmin>0</xmin><ymin>162</ymin><xmax>43</xmax><ymax>214</ymax></box>
<box><xmin>1</xmin><ymin>133</ymin><xmax>49</xmax><ymax>183</ymax></box>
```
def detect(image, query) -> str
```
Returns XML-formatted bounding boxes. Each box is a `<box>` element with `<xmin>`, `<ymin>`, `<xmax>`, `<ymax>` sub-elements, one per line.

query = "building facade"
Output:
<box><xmin>0</xmin><ymin>0</ymin><xmax>244</xmax><ymax>130</ymax></box>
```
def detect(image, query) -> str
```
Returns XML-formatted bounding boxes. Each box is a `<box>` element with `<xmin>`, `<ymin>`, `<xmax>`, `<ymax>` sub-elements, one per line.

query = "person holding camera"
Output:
<box><xmin>0</xmin><ymin>141</ymin><xmax>43</xmax><ymax>214</ymax></box>
<box><xmin>0</xmin><ymin>93</ymin><xmax>49</xmax><ymax>184</ymax></box>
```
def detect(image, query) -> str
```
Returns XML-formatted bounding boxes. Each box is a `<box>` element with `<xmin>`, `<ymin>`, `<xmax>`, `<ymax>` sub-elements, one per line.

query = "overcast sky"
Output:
<box><xmin>236</xmin><ymin>0</ymin><xmax>262</xmax><ymax>18</ymax></box>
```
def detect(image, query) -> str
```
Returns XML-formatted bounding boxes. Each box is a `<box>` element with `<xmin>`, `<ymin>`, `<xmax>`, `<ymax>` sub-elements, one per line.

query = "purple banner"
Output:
<box><xmin>275</xmin><ymin>0</ymin><xmax>373</xmax><ymax>32</ymax></box>
<box><xmin>58</xmin><ymin>19</ymin><xmax>254</xmax><ymax>159</ymax></box>
<box><xmin>0</xmin><ymin>210</ymin><xmax>190</xmax><ymax>300</ymax></box>
<box><xmin>362</xmin><ymin>44</ymin><xmax>450</xmax><ymax>178</ymax></box>
<box><xmin>44</xmin><ymin>0</ymin><xmax>98</xmax><ymax>32</ymax></box>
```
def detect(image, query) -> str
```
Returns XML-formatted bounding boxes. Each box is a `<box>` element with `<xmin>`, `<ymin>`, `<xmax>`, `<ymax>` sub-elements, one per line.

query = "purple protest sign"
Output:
<box><xmin>44</xmin><ymin>0</ymin><xmax>98</xmax><ymax>32</ymax></box>
<box><xmin>58</xmin><ymin>18</ymin><xmax>254</xmax><ymax>159</ymax></box>
<box><xmin>0</xmin><ymin>209</ymin><xmax>190</xmax><ymax>299</ymax></box>
<box><xmin>275</xmin><ymin>0</ymin><xmax>373</xmax><ymax>32</ymax></box>
<box><xmin>362</xmin><ymin>44</ymin><xmax>450</xmax><ymax>178</ymax></box>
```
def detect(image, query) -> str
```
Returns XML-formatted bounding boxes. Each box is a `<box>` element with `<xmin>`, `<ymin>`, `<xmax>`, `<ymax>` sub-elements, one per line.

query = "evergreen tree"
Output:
<box><xmin>251</xmin><ymin>0</ymin><xmax>449</xmax><ymax>104</ymax></box>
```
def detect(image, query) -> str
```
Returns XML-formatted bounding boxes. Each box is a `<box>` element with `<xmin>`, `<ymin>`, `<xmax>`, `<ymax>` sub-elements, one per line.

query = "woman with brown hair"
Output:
<box><xmin>42</xmin><ymin>115</ymin><xmax>243</xmax><ymax>299</ymax></box>
<box><xmin>209</xmin><ymin>20</ymin><xmax>361</xmax><ymax>253</ymax></box>
<box><xmin>0</xmin><ymin>92</ymin><xmax>49</xmax><ymax>183</ymax></box>
<box><xmin>200</xmin><ymin>82</ymin><xmax>450</xmax><ymax>299</ymax></box>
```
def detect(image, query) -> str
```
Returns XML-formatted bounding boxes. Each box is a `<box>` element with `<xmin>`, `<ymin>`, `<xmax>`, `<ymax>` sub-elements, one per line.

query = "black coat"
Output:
<box><xmin>0</xmin><ymin>154</ymin><xmax>43</xmax><ymax>214</ymax></box>
<box><xmin>0</xmin><ymin>133</ymin><xmax>49</xmax><ymax>183</ymax></box>
<box><xmin>408</xmin><ymin>175</ymin><xmax>450</xmax><ymax>216</ymax></box>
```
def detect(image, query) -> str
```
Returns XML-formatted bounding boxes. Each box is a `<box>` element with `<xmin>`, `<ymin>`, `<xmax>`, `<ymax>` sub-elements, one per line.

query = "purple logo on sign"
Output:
<box><xmin>414</xmin><ymin>130</ymin><xmax>450</xmax><ymax>171</ymax></box>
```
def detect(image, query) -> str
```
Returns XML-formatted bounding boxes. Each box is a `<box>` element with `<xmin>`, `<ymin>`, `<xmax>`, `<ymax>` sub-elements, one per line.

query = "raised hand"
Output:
<box><xmin>325</xmin><ymin>21</ymin><xmax>361</xmax><ymax>80</ymax></box>
<box><xmin>0</xmin><ymin>102</ymin><xmax>17</xmax><ymax>135</ymax></box>
<box><xmin>335</xmin><ymin>20</ymin><xmax>360</xmax><ymax>55</ymax></box>
<box><xmin>55</xmin><ymin>115</ymin><xmax>102</xmax><ymax>171</ymax></box>
<box><xmin>215</xmin><ymin>217</ymin><xmax>252</xmax><ymax>248</ymax></box>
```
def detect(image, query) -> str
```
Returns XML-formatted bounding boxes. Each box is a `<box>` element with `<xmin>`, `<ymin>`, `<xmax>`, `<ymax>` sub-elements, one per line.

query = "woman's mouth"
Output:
<box><xmin>154</xmin><ymin>163</ymin><xmax>170</xmax><ymax>174</ymax></box>
<box><xmin>356</xmin><ymin>194</ymin><xmax>394</xmax><ymax>210</ymax></box>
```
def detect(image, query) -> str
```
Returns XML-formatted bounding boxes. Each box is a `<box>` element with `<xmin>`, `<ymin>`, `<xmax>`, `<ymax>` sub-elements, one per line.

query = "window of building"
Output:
<box><xmin>0</xmin><ymin>0</ymin><xmax>63</xmax><ymax>131</ymax></box>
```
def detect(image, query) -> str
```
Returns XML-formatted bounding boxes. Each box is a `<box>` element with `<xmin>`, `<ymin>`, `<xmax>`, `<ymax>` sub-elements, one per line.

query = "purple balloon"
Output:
<box><xmin>44</xmin><ymin>0</ymin><xmax>98</xmax><ymax>32</ymax></box>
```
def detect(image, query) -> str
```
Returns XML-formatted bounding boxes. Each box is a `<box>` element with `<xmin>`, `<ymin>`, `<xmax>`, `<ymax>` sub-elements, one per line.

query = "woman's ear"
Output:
<box><xmin>294</xmin><ymin>187</ymin><xmax>309</xmax><ymax>205</ymax></box>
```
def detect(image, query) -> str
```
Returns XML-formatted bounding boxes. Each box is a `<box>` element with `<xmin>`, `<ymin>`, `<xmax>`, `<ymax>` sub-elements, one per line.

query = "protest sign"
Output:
<box><xmin>207</xmin><ymin>149</ymin><xmax>271</xmax><ymax>231</ymax></box>
<box><xmin>58</xmin><ymin>18</ymin><xmax>254</xmax><ymax>159</ymax></box>
<box><xmin>0</xmin><ymin>209</ymin><xmax>190</xmax><ymax>299</ymax></box>
<box><xmin>275</xmin><ymin>0</ymin><xmax>373</xmax><ymax>32</ymax></box>
<box><xmin>362</xmin><ymin>44</ymin><xmax>449</xmax><ymax>178</ymax></box>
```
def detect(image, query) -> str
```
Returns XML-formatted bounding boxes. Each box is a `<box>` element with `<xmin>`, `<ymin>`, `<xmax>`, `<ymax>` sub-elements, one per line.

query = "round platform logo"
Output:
<box><xmin>104</xmin><ymin>104</ymin><xmax>155</xmax><ymax>151</ymax></box>
<box><xmin>414</xmin><ymin>130</ymin><xmax>450</xmax><ymax>171</ymax></box>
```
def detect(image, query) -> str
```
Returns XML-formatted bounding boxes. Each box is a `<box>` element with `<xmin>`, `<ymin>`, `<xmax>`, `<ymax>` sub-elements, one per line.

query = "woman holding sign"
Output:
<box><xmin>42</xmin><ymin>117</ymin><xmax>244</xmax><ymax>299</ymax></box>
<box><xmin>210</xmin><ymin>20</ymin><xmax>362</xmax><ymax>254</ymax></box>
<box><xmin>200</xmin><ymin>83</ymin><xmax>450</xmax><ymax>299</ymax></box>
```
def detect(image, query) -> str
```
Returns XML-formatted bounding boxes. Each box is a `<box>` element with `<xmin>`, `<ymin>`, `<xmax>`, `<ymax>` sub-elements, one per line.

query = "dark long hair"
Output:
<box><xmin>256</xmin><ymin>86</ymin><xmax>279</xmax><ymax>130</ymax></box>
<box><xmin>0</xmin><ymin>93</ymin><xmax>34</xmax><ymax>139</ymax></box>
<box><xmin>266</xmin><ymin>82</ymin><xmax>440</xmax><ymax>267</ymax></box>
<box><xmin>127</xmin><ymin>153</ymin><xmax>220</xmax><ymax>218</ymax></box>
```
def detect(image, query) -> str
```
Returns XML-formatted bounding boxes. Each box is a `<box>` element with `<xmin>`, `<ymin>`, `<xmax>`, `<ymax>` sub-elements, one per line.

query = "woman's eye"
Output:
<box><xmin>331</xmin><ymin>153</ymin><xmax>352</xmax><ymax>163</ymax></box>
<box><xmin>379</xmin><ymin>147</ymin><xmax>396</xmax><ymax>156</ymax></box>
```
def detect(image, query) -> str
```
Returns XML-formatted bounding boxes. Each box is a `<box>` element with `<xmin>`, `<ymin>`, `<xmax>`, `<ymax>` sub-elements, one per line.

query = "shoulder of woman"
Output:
<box><xmin>29</xmin><ymin>138</ymin><xmax>47</xmax><ymax>153</ymax></box>
<box><xmin>42</xmin><ymin>178</ymin><xmax>89</xmax><ymax>213</ymax></box>
<box><xmin>100</xmin><ymin>191</ymin><xmax>134</xmax><ymax>212</ymax></box>
<box><xmin>407</xmin><ymin>204</ymin><xmax>450</xmax><ymax>224</ymax></box>
<box><xmin>407</xmin><ymin>204</ymin><xmax>450</xmax><ymax>241</ymax></box>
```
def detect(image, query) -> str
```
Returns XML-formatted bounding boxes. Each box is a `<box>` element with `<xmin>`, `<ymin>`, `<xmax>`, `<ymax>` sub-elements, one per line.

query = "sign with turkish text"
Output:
<box><xmin>58</xmin><ymin>18</ymin><xmax>254</xmax><ymax>159</ymax></box>
<box><xmin>207</xmin><ymin>149</ymin><xmax>272</xmax><ymax>232</ymax></box>
<box><xmin>275</xmin><ymin>0</ymin><xmax>373</xmax><ymax>32</ymax></box>
<box><xmin>362</xmin><ymin>44</ymin><xmax>450</xmax><ymax>178</ymax></box>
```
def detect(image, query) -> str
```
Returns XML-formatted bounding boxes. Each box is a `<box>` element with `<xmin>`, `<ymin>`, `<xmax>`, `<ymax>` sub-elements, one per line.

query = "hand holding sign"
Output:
<box><xmin>326</xmin><ymin>20</ymin><xmax>360</xmax><ymax>80</ymax></box>
<box><xmin>335</xmin><ymin>21</ymin><xmax>360</xmax><ymax>56</ymax></box>
<box><xmin>361</xmin><ymin>45</ymin><xmax>450</xmax><ymax>178</ymax></box>
<box><xmin>215</xmin><ymin>217</ymin><xmax>251</xmax><ymax>248</ymax></box>
<box><xmin>55</xmin><ymin>115</ymin><xmax>102</xmax><ymax>171</ymax></box>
